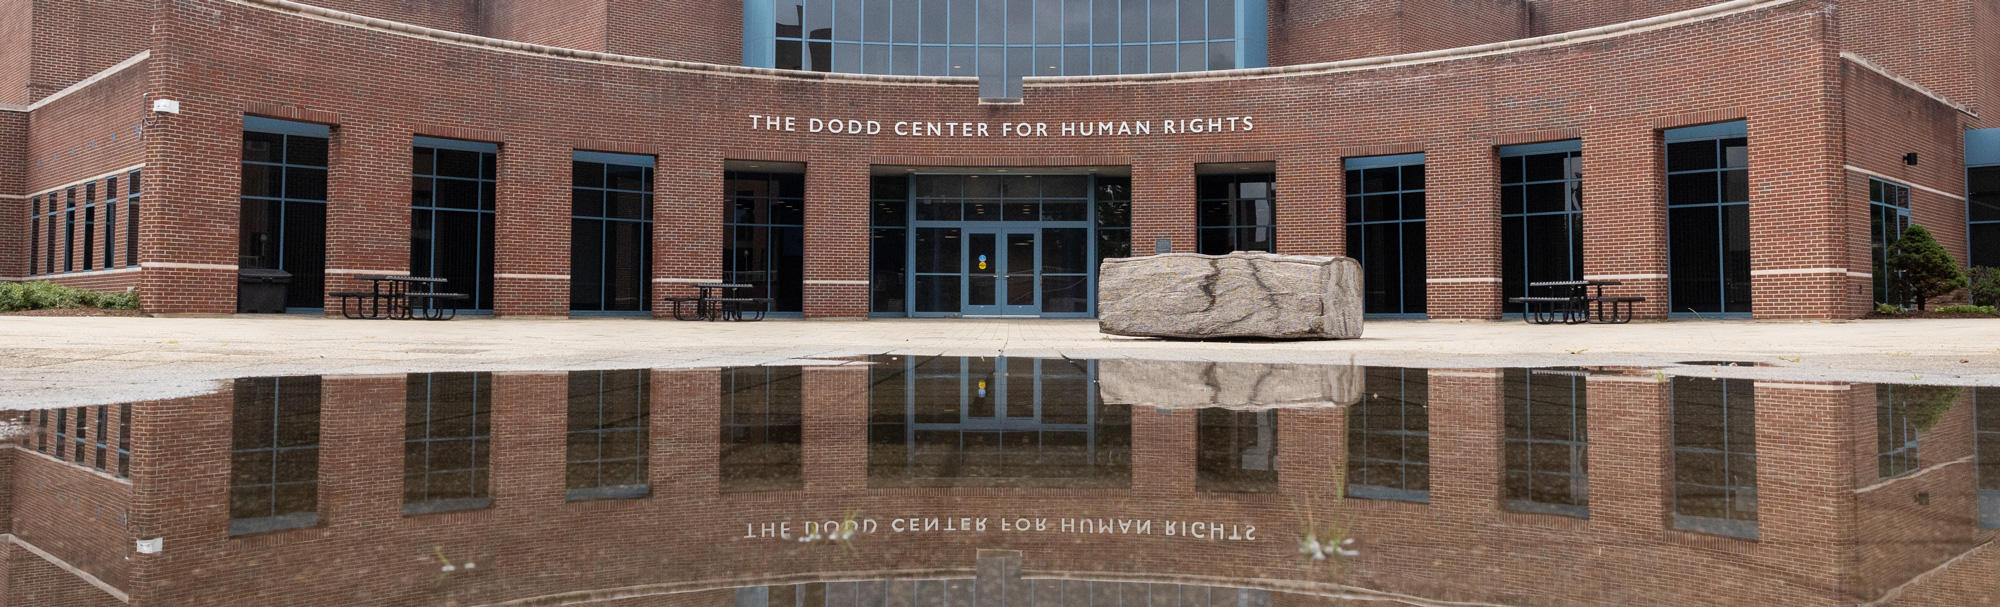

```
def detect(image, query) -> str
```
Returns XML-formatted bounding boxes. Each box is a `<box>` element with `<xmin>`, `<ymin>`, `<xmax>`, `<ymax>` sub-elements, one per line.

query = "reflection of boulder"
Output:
<box><xmin>1098</xmin><ymin>359</ymin><xmax>1362</xmax><ymax>410</ymax></box>
<box><xmin>1098</xmin><ymin>252</ymin><xmax>1363</xmax><ymax>340</ymax></box>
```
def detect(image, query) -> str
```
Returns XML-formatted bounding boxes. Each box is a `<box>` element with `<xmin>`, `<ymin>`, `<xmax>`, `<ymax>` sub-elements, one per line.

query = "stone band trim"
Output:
<box><xmin>0</xmin><ymin>52</ymin><xmax>150</xmax><ymax>113</ymax></box>
<box><xmin>1840</xmin><ymin>52</ymin><xmax>1978</xmax><ymax>118</ymax></box>
<box><xmin>803</xmin><ymin>280</ymin><xmax>871</xmax><ymax>285</ymax></box>
<box><xmin>140</xmin><ymin>262</ymin><xmax>238</xmax><ymax>271</ymax></box>
<box><xmin>325</xmin><ymin>269</ymin><xmax>409</xmax><ymax>276</ymax></box>
<box><xmin>28</xmin><ymin>163</ymin><xmax>148</xmax><ymax>198</ymax></box>
<box><xmin>1425</xmin><ymin>277</ymin><xmax>1501</xmax><ymax>284</ymax></box>
<box><xmin>1843</xmin><ymin>165</ymin><xmax>1968</xmax><ymax>201</ymax></box>
<box><xmin>1857</xmin><ymin>540</ymin><xmax>1995</xmax><ymax>607</ymax></box>
<box><xmin>1855</xmin><ymin>456</ymin><xmax>1972</xmax><ymax>495</ymax></box>
<box><xmin>1749</xmin><ymin>268</ymin><xmax>1849</xmax><ymax>276</ymax></box>
<box><xmin>495</xmin><ymin>274</ymin><xmax>569</xmax><ymax>280</ymax></box>
<box><xmin>1758</xmin><ymin>382</ymin><xmax>1852</xmax><ymax>391</ymax></box>
<box><xmin>29</xmin><ymin>267</ymin><xmax>143</xmax><ymax>278</ymax></box>
<box><xmin>1583</xmin><ymin>274</ymin><xmax>1668</xmax><ymax>280</ymax></box>
<box><xmin>0</xmin><ymin>534</ymin><xmax>129</xmax><ymax>603</ymax></box>
<box><xmin>653</xmin><ymin>278</ymin><xmax>723</xmax><ymax>284</ymax></box>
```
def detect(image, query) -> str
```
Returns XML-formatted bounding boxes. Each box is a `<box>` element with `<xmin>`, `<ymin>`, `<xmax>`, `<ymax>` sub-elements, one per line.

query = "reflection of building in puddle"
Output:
<box><xmin>866</xmin><ymin>357</ymin><xmax>1130</xmax><ymax>489</ymax></box>
<box><xmin>1504</xmin><ymin>368</ymin><xmax>1589</xmax><ymax>518</ymax></box>
<box><xmin>1670</xmin><ymin>376</ymin><xmax>1758</xmax><ymax>540</ymax></box>
<box><xmin>1980</xmin><ymin>387</ymin><xmax>1999</xmax><ymax>529</ymax></box>
<box><xmin>722</xmin><ymin>366</ymin><xmax>805</xmax><ymax>493</ymax></box>
<box><xmin>731</xmin><ymin>551</ymin><xmax>1272</xmax><ymax>607</ymax></box>
<box><xmin>1346</xmin><ymin>368</ymin><xmax>1429</xmax><ymax>503</ymax></box>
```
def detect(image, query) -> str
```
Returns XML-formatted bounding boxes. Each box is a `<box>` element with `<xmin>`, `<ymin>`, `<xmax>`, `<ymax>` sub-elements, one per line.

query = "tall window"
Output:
<box><xmin>754</xmin><ymin>0</ymin><xmax>1258</xmax><ymax>76</ymax></box>
<box><xmin>44</xmin><ymin>190</ymin><xmax>59</xmax><ymax>274</ymax></box>
<box><xmin>1665</xmin><ymin>122</ymin><xmax>1751</xmax><ymax>315</ymax></box>
<box><xmin>82</xmin><ymin>183</ymin><xmax>96</xmax><ymax>270</ymax></box>
<box><xmin>1977</xmin><ymin>387</ymin><xmax>1997</xmax><ymax>529</ymax></box>
<box><xmin>103</xmin><ymin>177</ymin><xmax>117</xmax><ymax>268</ymax></box>
<box><xmin>117</xmin><ymin>403</ymin><xmax>131</xmax><ymax>478</ymax></box>
<box><xmin>720</xmin><ymin>366</ymin><xmax>805</xmax><ymax>492</ymax></box>
<box><xmin>35</xmin><ymin>410</ymin><xmax>47</xmax><ymax>453</ymax></box>
<box><xmin>1500</xmin><ymin>142</ymin><xmax>1584</xmax><ymax>312</ymax></box>
<box><xmin>28</xmin><ymin>196</ymin><xmax>39</xmax><ymax>276</ymax></box>
<box><xmin>1096</xmin><ymin>176</ymin><xmax>1133</xmax><ymax>267</ymax></box>
<box><xmin>64</xmin><ymin>188</ymin><xmax>76</xmax><ymax>272</ymax></box>
<box><xmin>724</xmin><ymin>171</ymin><xmax>807</xmax><ymax>312</ymax></box>
<box><xmin>71</xmin><ymin>407</ymin><xmax>88</xmax><ymax>463</ymax></box>
<box><xmin>1869</xmin><ymin>179</ymin><xmax>1913</xmax><ymax>307</ymax></box>
<box><xmin>871</xmin><ymin>176</ymin><xmax>911</xmax><ymax>314</ymax></box>
<box><xmin>230</xmin><ymin>376</ymin><xmax>323</xmax><ymax>535</ymax></box>
<box><xmin>413</xmin><ymin>138</ymin><xmax>498</xmax><ymax>310</ymax></box>
<box><xmin>1671</xmin><ymin>376</ymin><xmax>1757</xmax><ymax>539</ymax></box>
<box><xmin>242</xmin><ymin>118</ymin><xmax>331</xmax><ymax>310</ymax></box>
<box><xmin>1196</xmin><ymin>409</ymin><xmax>1277</xmax><ymax>493</ymax></box>
<box><xmin>125</xmin><ymin>171</ymin><xmax>141</xmax><ymax>268</ymax></box>
<box><xmin>92</xmin><ymin>405</ymin><xmax>108</xmax><ymax>471</ymax></box>
<box><xmin>1196</xmin><ymin>172</ymin><xmax>1275</xmax><ymax>255</ymax></box>
<box><xmin>570</xmin><ymin>152</ymin><xmax>655</xmax><ymax>313</ymax></box>
<box><xmin>53</xmin><ymin>409</ymin><xmax>67</xmax><ymax>461</ymax></box>
<box><xmin>1346</xmin><ymin>367</ymin><xmax>1429</xmax><ymax>502</ymax></box>
<box><xmin>1345</xmin><ymin>154</ymin><xmax>1426</xmax><ymax>316</ymax></box>
<box><xmin>1504</xmin><ymin>368</ymin><xmax>1588</xmax><ymax>517</ymax></box>
<box><xmin>566</xmin><ymin>370</ymin><xmax>651</xmax><ymax>500</ymax></box>
<box><xmin>405</xmin><ymin>372</ymin><xmax>492</xmax><ymax>514</ymax></box>
<box><xmin>1968</xmin><ymin>165</ymin><xmax>1998</xmax><ymax>269</ymax></box>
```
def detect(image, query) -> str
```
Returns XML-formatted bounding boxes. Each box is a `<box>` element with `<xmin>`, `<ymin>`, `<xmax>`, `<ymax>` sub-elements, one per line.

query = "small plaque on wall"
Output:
<box><xmin>1154</xmin><ymin>239</ymin><xmax>1172</xmax><ymax>254</ymax></box>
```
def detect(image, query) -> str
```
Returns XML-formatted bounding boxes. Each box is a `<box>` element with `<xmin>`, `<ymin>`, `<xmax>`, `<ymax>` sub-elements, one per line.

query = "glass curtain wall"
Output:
<box><xmin>1503</xmin><ymin>368</ymin><xmax>1589</xmax><ymax>517</ymax></box>
<box><xmin>1978</xmin><ymin>387</ymin><xmax>1998</xmax><ymax>529</ymax></box>
<box><xmin>1869</xmin><ymin>179</ymin><xmax>1913</xmax><ymax>307</ymax></box>
<box><xmin>760</xmin><ymin>0</ymin><xmax>1250</xmax><ymax>76</ymax></box>
<box><xmin>1346</xmin><ymin>367</ymin><xmax>1430</xmax><ymax>502</ymax></box>
<box><xmin>1969</xmin><ymin>165</ymin><xmax>1999</xmax><ymax>269</ymax></box>
<box><xmin>873</xmin><ymin>173</ymin><xmax>1128</xmax><ymax>317</ymax></box>
<box><xmin>571</xmin><ymin>152</ymin><xmax>655</xmax><ymax>313</ymax></box>
<box><xmin>565</xmin><ymin>370</ymin><xmax>651</xmax><ymax>500</ymax></box>
<box><xmin>872</xmin><ymin>176</ymin><xmax>911</xmax><ymax>314</ymax></box>
<box><xmin>1500</xmin><ymin>141</ymin><xmax>1584</xmax><ymax>313</ymax></box>
<box><xmin>720</xmin><ymin>367</ymin><xmax>805</xmax><ymax>493</ymax></box>
<box><xmin>1196</xmin><ymin>172</ymin><xmax>1275</xmax><ymax>254</ymax></box>
<box><xmin>1671</xmin><ymin>376</ymin><xmax>1757</xmax><ymax>539</ymax></box>
<box><xmin>865</xmin><ymin>356</ymin><xmax>1131</xmax><ymax>488</ymax></box>
<box><xmin>1665</xmin><ymin>121</ymin><xmax>1751</xmax><ymax>316</ymax></box>
<box><xmin>725</xmin><ymin>171</ymin><xmax>807</xmax><ymax>313</ymax></box>
<box><xmin>412</xmin><ymin>138</ymin><xmax>498</xmax><ymax>310</ymax></box>
<box><xmin>1345</xmin><ymin>154</ymin><xmax>1427</xmax><ymax>316</ymax></box>
<box><xmin>242</xmin><ymin>117</ymin><xmax>331</xmax><ymax>310</ymax></box>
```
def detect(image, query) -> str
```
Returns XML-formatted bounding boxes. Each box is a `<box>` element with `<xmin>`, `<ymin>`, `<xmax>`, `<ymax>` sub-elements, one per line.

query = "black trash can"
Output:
<box><xmin>237</xmin><ymin>268</ymin><xmax>293</xmax><ymax>314</ymax></box>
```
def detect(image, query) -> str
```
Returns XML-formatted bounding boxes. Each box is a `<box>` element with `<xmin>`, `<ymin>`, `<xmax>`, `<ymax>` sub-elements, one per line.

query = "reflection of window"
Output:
<box><xmin>1346</xmin><ymin>367</ymin><xmax>1429</xmax><ymax>502</ymax></box>
<box><xmin>1975</xmin><ymin>387</ymin><xmax>1997</xmax><ymax>529</ymax></box>
<box><xmin>725</xmin><ymin>171</ymin><xmax>807</xmax><ymax>312</ymax></box>
<box><xmin>1671</xmin><ymin>377</ymin><xmax>1757</xmax><ymax>539</ymax></box>
<box><xmin>1197</xmin><ymin>409</ymin><xmax>1277</xmax><ymax>493</ymax></box>
<box><xmin>566</xmin><ymin>370</ymin><xmax>651</xmax><ymax>500</ymax></box>
<box><xmin>404</xmin><ymin>373</ymin><xmax>492</xmax><ymax>515</ymax></box>
<box><xmin>117</xmin><ymin>404</ymin><xmax>131</xmax><ymax>478</ymax></box>
<box><xmin>1876</xmin><ymin>384</ymin><xmax>1922</xmax><ymax>480</ymax></box>
<box><xmin>230</xmin><ymin>376</ymin><xmax>322</xmax><ymax>535</ymax></box>
<box><xmin>866</xmin><ymin>356</ymin><xmax>1130</xmax><ymax>488</ymax></box>
<box><xmin>1196</xmin><ymin>173</ymin><xmax>1275</xmax><ymax>254</ymax></box>
<box><xmin>1503</xmin><ymin>369</ymin><xmax>1588</xmax><ymax>517</ymax></box>
<box><xmin>721</xmin><ymin>367</ymin><xmax>805</xmax><ymax>493</ymax></box>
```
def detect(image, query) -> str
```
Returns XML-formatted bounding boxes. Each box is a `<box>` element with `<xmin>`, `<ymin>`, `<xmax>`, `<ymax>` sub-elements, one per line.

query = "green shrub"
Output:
<box><xmin>1931</xmin><ymin>304</ymin><xmax>1998</xmax><ymax>316</ymax></box>
<box><xmin>1874</xmin><ymin>302</ymin><xmax>1903</xmax><ymax>315</ymax></box>
<box><xmin>0</xmin><ymin>282</ymin><xmax>141</xmax><ymax>312</ymax></box>
<box><xmin>1970</xmin><ymin>267</ymin><xmax>2000</xmax><ymax>307</ymax></box>
<box><xmin>1885</xmin><ymin>225</ymin><xmax>1966</xmax><ymax>310</ymax></box>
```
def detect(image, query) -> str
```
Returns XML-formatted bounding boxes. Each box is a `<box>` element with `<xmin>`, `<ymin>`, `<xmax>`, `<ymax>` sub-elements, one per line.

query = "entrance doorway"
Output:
<box><xmin>964</xmin><ymin>230</ymin><xmax>1040</xmax><ymax>316</ymax></box>
<box><xmin>879</xmin><ymin>172</ymin><xmax>1126</xmax><ymax>318</ymax></box>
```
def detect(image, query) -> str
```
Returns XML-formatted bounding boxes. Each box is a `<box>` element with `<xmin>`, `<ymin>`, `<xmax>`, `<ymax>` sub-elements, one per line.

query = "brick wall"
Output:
<box><xmin>23</xmin><ymin>0</ymin><xmax>150</xmax><ymax>103</ymax></box>
<box><xmin>308</xmin><ymin>0</ymin><xmax>485</xmax><ymax>35</ymax></box>
<box><xmin>1526</xmin><ymin>0</ymin><xmax>1722</xmax><ymax>36</ymax></box>
<box><xmin>606</xmin><ymin>0</ymin><xmax>743</xmax><ymax>65</ymax></box>
<box><xmin>0</xmin><ymin>0</ymin><xmax>30</xmax><ymax>107</ymax></box>
<box><xmin>486</xmin><ymin>0</ymin><xmax>609</xmax><ymax>51</ymax></box>
<box><xmin>0</xmin><ymin>540</ymin><xmax>124</xmax><ymax>607</ymax></box>
<box><xmin>1980</xmin><ymin>0</ymin><xmax>2000</xmax><ymax>129</ymax></box>
<box><xmin>1268</xmin><ymin>0</ymin><xmax>1527</xmax><ymax>66</ymax></box>
<box><xmin>7</xmin><ymin>448</ymin><xmax>131</xmax><ymax>592</ymax></box>
<box><xmin>1839</xmin><ymin>0</ymin><xmax>1976</xmax><ymax>113</ymax></box>
<box><xmin>1839</xmin><ymin>61</ymin><xmax>1972</xmax><ymax>310</ymax></box>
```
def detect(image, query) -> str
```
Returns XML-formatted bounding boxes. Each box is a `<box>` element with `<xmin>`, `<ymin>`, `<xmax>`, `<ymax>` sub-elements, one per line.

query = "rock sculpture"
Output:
<box><xmin>1097</xmin><ymin>252</ymin><xmax>1363</xmax><ymax>339</ymax></box>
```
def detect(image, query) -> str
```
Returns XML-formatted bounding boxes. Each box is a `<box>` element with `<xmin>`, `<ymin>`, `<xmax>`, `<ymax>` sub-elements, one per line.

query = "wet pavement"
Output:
<box><xmin>2</xmin><ymin>356</ymin><xmax>1996</xmax><ymax>605</ymax></box>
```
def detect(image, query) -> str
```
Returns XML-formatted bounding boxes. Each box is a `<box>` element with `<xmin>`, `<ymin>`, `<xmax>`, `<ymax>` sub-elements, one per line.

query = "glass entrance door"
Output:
<box><xmin>965</xmin><ymin>230</ymin><xmax>1038</xmax><ymax>316</ymax></box>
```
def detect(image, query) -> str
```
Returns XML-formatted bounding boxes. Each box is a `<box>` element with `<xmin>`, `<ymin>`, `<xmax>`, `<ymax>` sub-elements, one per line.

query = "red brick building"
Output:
<box><xmin>0</xmin><ymin>361</ymin><xmax>1995</xmax><ymax>605</ymax></box>
<box><xmin>1</xmin><ymin>0</ymin><xmax>1997</xmax><ymax>319</ymax></box>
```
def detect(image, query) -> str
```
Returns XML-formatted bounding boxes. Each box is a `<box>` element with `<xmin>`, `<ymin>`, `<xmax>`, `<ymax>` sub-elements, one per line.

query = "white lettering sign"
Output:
<box><xmin>745</xmin><ymin>515</ymin><xmax>1256</xmax><ymax>541</ymax></box>
<box><xmin>749</xmin><ymin>115</ymin><xmax>1254</xmax><ymax>137</ymax></box>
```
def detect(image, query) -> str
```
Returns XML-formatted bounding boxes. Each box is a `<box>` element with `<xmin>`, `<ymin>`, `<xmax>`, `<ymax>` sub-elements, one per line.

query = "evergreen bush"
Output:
<box><xmin>1885</xmin><ymin>225</ymin><xmax>1966</xmax><ymax>310</ymax></box>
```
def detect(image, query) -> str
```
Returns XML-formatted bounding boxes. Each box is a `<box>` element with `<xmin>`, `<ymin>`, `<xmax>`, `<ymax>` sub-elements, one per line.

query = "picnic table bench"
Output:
<box><xmin>1508</xmin><ymin>280</ymin><xmax>1644</xmax><ymax>325</ymax></box>
<box><xmin>665</xmin><ymin>283</ymin><xmax>772</xmax><ymax>321</ymax></box>
<box><xmin>332</xmin><ymin>275</ymin><xmax>464</xmax><ymax>320</ymax></box>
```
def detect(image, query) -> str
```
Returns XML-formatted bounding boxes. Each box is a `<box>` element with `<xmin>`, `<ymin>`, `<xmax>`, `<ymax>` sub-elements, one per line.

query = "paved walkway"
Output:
<box><xmin>2</xmin><ymin>315</ymin><xmax>1996</xmax><ymax>406</ymax></box>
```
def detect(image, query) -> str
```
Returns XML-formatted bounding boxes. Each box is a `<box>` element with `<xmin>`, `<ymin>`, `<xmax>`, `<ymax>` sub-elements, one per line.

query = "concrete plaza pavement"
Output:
<box><xmin>1</xmin><ymin>315</ymin><xmax>1997</xmax><ymax>407</ymax></box>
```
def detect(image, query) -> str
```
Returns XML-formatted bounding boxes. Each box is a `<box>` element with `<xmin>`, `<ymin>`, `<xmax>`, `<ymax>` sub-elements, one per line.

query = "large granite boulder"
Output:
<box><xmin>1097</xmin><ymin>359</ymin><xmax>1363</xmax><ymax>410</ymax></box>
<box><xmin>1098</xmin><ymin>252</ymin><xmax>1363</xmax><ymax>339</ymax></box>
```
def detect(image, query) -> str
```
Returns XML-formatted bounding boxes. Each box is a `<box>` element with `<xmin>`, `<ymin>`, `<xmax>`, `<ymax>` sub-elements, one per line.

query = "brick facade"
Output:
<box><xmin>0</xmin><ymin>0</ymin><xmax>1993</xmax><ymax>319</ymax></box>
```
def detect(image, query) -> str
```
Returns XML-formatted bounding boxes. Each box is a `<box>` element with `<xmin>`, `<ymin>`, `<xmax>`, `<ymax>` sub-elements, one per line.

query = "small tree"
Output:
<box><xmin>1886</xmin><ymin>224</ymin><xmax>1966</xmax><ymax>310</ymax></box>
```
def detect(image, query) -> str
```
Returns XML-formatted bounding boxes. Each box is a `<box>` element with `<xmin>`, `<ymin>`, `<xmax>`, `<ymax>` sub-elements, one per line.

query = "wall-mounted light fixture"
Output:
<box><xmin>1903</xmin><ymin>152</ymin><xmax>1919</xmax><ymax>166</ymax></box>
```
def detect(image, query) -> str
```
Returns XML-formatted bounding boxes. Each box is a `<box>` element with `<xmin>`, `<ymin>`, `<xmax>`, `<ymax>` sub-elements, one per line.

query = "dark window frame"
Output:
<box><xmin>1503</xmin><ymin>368</ymin><xmax>1589</xmax><ymax>517</ymax></box>
<box><xmin>1195</xmin><ymin>172</ymin><xmax>1276</xmax><ymax>255</ymax></box>
<box><xmin>724</xmin><ymin>171</ymin><xmax>808</xmax><ymax>313</ymax></box>
<box><xmin>1344</xmin><ymin>154</ymin><xmax>1428</xmax><ymax>316</ymax></box>
<box><xmin>767</xmin><ymin>0</ymin><xmax>1244</xmax><ymax>76</ymax></box>
<box><xmin>1346</xmin><ymin>367</ymin><xmax>1431</xmax><ymax>502</ymax></box>
<box><xmin>1499</xmin><ymin>141</ymin><xmax>1584</xmax><ymax>313</ymax></box>
<box><xmin>229</xmin><ymin>376</ymin><xmax>324</xmax><ymax>536</ymax></box>
<box><xmin>1664</xmin><ymin>122</ymin><xmax>1752</xmax><ymax>316</ymax></box>
<box><xmin>565</xmin><ymin>369</ymin><xmax>652</xmax><ymax>501</ymax></box>
<box><xmin>404</xmin><ymin>372</ymin><xmax>494</xmax><ymax>515</ymax></box>
<box><xmin>412</xmin><ymin>139</ymin><xmax>499</xmax><ymax>310</ymax></box>
<box><xmin>1670</xmin><ymin>376</ymin><xmax>1759</xmax><ymax>540</ymax></box>
<box><xmin>569</xmin><ymin>153</ymin><xmax>656</xmax><ymax>313</ymax></box>
<box><xmin>242</xmin><ymin>120</ymin><xmax>333</xmax><ymax>310</ymax></box>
